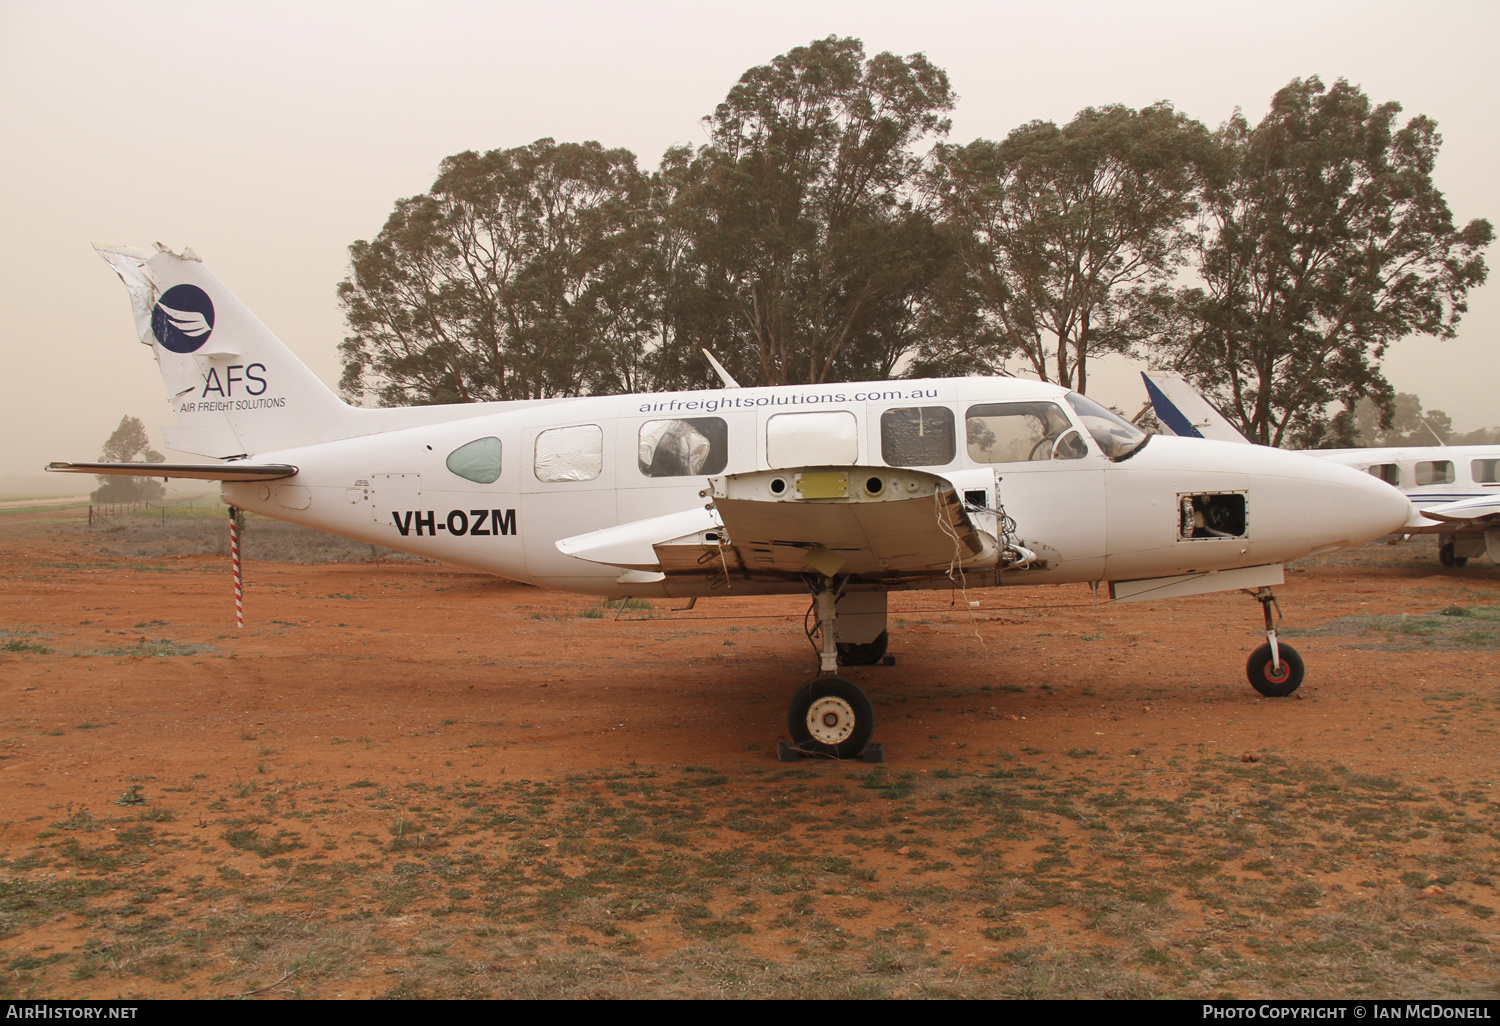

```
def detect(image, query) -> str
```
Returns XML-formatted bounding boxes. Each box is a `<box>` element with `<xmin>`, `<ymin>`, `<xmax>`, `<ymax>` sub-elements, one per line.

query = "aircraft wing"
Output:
<box><xmin>558</xmin><ymin>466</ymin><xmax>1001</xmax><ymax>586</ymax></box>
<box><xmin>47</xmin><ymin>461</ymin><xmax>299</xmax><ymax>482</ymax></box>
<box><xmin>1410</xmin><ymin>494</ymin><xmax>1500</xmax><ymax>528</ymax></box>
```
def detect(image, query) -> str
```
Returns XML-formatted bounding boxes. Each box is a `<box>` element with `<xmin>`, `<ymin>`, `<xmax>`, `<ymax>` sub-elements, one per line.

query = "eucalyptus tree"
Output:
<box><xmin>1173</xmin><ymin>77</ymin><xmax>1492</xmax><ymax>446</ymax></box>
<box><xmin>681</xmin><ymin>36</ymin><xmax>956</xmax><ymax>386</ymax></box>
<box><xmin>91</xmin><ymin>416</ymin><xmax>164</xmax><ymax>503</ymax></box>
<box><xmin>926</xmin><ymin>103</ymin><xmax>1213</xmax><ymax>393</ymax></box>
<box><xmin>338</xmin><ymin>138</ymin><xmax>655</xmax><ymax>405</ymax></box>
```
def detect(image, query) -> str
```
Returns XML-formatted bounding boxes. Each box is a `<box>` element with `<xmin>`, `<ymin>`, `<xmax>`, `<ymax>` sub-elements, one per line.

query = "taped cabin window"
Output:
<box><xmin>1367</xmin><ymin>463</ymin><xmax>1400</xmax><ymax>486</ymax></box>
<box><xmin>1415</xmin><ymin>460</ymin><xmax>1454</xmax><ymax>486</ymax></box>
<box><xmin>445</xmin><ymin>437</ymin><xmax>502</xmax><ymax>484</ymax></box>
<box><xmin>534</xmin><ymin>425</ymin><xmax>603</xmax><ymax>482</ymax></box>
<box><xmin>638</xmin><ymin>418</ymin><xmax>729</xmax><ymax>478</ymax></box>
<box><xmin>966</xmin><ymin>402</ymin><xmax>1086</xmax><ymax>464</ymax></box>
<box><xmin>1472</xmin><ymin>459</ymin><xmax>1500</xmax><ymax>484</ymax></box>
<box><xmin>881</xmin><ymin>407</ymin><xmax>955</xmax><ymax>467</ymax></box>
<box><xmin>766</xmin><ymin>411</ymin><xmax>858</xmax><ymax>469</ymax></box>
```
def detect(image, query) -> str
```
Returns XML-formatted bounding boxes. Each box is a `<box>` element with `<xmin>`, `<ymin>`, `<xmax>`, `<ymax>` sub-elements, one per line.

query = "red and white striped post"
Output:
<box><xmin>228</xmin><ymin>507</ymin><xmax>243</xmax><ymax>628</ymax></box>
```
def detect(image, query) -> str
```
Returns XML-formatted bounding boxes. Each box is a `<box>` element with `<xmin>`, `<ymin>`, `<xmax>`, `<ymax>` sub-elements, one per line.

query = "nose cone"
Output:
<box><xmin>1249</xmin><ymin>447</ymin><xmax>1413</xmax><ymax>558</ymax></box>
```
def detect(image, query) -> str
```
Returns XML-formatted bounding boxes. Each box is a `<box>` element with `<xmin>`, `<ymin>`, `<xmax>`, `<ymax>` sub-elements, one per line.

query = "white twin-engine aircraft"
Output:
<box><xmin>53</xmin><ymin>245</ymin><xmax>1413</xmax><ymax>759</ymax></box>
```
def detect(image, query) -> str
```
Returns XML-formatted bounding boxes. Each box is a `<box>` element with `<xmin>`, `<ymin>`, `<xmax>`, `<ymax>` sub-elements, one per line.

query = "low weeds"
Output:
<box><xmin>1282</xmin><ymin>607</ymin><xmax>1500</xmax><ymax>651</ymax></box>
<box><xmin>0</xmin><ymin>753</ymin><xmax>1495</xmax><ymax>1000</ymax></box>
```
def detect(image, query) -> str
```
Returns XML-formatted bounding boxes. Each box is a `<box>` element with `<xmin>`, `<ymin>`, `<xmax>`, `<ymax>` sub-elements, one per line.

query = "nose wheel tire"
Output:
<box><xmin>1247</xmin><ymin>642</ymin><xmax>1304</xmax><ymax>697</ymax></box>
<box><xmin>788</xmin><ymin>676</ymin><xmax>874</xmax><ymax>759</ymax></box>
<box><xmin>836</xmin><ymin>630</ymin><xmax>889</xmax><ymax>666</ymax></box>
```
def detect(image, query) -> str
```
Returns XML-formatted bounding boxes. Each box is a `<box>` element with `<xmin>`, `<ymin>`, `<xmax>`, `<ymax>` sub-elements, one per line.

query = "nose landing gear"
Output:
<box><xmin>1245</xmin><ymin>586</ymin><xmax>1304</xmax><ymax>696</ymax></box>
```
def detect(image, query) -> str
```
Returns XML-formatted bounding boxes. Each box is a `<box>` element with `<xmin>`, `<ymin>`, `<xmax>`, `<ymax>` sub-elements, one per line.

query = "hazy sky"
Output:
<box><xmin>2</xmin><ymin>0</ymin><xmax>1496</xmax><ymax>492</ymax></box>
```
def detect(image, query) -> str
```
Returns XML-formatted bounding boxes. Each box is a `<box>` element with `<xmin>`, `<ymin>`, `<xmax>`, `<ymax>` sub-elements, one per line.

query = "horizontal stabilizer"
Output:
<box><xmin>47</xmin><ymin>461</ymin><xmax>298</xmax><ymax>482</ymax></box>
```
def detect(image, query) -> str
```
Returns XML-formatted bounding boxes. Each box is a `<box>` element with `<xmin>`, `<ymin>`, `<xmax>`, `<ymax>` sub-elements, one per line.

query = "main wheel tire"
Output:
<box><xmin>836</xmin><ymin>630</ymin><xmax>889</xmax><ymax>666</ymax></box>
<box><xmin>1440</xmin><ymin>543</ymin><xmax>1468</xmax><ymax>568</ymax></box>
<box><xmin>1247</xmin><ymin>643</ymin><xmax>1304</xmax><ymax>697</ymax></box>
<box><xmin>787</xmin><ymin>676</ymin><xmax>874</xmax><ymax>759</ymax></box>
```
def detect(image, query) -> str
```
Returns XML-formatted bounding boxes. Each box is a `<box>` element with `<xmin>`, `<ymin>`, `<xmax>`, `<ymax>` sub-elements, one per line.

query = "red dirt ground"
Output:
<box><xmin>2</xmin><ymin>507</ymin><xmax>1497</xmax><ymax>998</ymax></box>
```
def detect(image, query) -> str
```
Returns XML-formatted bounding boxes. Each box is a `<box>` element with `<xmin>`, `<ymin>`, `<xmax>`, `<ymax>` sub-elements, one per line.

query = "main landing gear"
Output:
<box><xmin>787</xmin><ymin>676</ymin><xmax>874</xmax><ymax>759</ymax></box>
<box><xmin>1439</xmin><ymin>541</ymin><xmax>1468</xmax><ymax>569</ymax></box>
<box><xmin>1245</xmin><ymin>587</ymin><xmax>1304</xmax><ymax>697</ymax></box>
<box><xmin>836</xmin><ymin>630</ymin><xmax>889</xmax><ymax>666</ymax></box>
<box><xmin>782</xmin><ymin>581</ymin><xmax>883</xmax><ymax>760</ymax></box>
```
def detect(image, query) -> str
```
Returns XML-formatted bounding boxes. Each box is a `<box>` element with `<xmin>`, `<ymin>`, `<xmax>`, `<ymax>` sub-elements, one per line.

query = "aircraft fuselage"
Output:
<box><xmin>219</xmin><ymin>376</ymin><xmax>1410</xmax><ymax>598</ymax></box>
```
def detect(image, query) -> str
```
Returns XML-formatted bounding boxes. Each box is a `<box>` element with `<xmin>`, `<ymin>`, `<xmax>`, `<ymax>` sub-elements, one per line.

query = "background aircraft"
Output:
<box><xmin>51</xmin><ymin>246</ymin><xmax>1413</xmax><ymax>758</ymax></box>
<box><xmin>1143</xmin><ymin>373</ymin><xmax>1500</xmax><ymax>568</ymax></box>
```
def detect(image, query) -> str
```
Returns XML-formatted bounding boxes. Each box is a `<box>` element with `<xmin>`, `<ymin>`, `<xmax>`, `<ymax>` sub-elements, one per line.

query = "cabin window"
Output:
<box><xmin>880</xmin><ymin>407</ymin><xmax>955</xmax><ymax>467</ymax></box>
<box><xmin>445</xmin><ymin>436</ymin><xmax>502</xmax><ymax>484</ymax></box>
<box><xmin>638</xmin><ymin>418</ymin><xmax>728</xmax><ymax>477</ymax></box>
<box><xmin>965</xmin><ymin>402</ymin><xmax>1087</xmax><ymax>463</ymax></box>
<box><xmin>766</xmin><ymin>411</ymin><xmax>858</xmax><ymax>468</ymax></box>
<box><xmin>1473</xmin><ymin>459</ymin><xmax>1500</xmax><ymax>484</ymax></box>
<box><xmin>1415</xmin><ymin>460</ymin><xmax>1454</xmax><ymax>486</ymax></box>
<box><xmin>534</xmin><ymin>424</ymin><xmax>603</xmax><ymax>482</ymax></box>
<box><xmin>1367</xmin><ymin>463</ymin><xmax>1400</xmax><ymax>486</ymax></box>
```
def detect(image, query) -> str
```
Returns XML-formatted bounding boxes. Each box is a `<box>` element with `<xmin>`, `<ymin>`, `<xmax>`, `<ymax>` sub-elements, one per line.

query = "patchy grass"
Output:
<box><xmin>1282</xmin><ymin>608</ymin><xmax>1500</xmax><ymax>651</ymax></box>
<box><xmin>2</xmin><ymin>628</ymin><xmax>53</xmax><ymax>655</ymax></box>
<box><xmin>577</xmin><ymin>597</ymin><xmax>657</xmax><ymax>620</ymax></box>
<box><xmin>1</xmin><ymin>756</ymin><xmax>1495</xmax><ymax>999</ymax></box>
<box><xmin>98</xmin><ymin>637</ymin><xmax>215</xmax><ymax>658</ymax></box>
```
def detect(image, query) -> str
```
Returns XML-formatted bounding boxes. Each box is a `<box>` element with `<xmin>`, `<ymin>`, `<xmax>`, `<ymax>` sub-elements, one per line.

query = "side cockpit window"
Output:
<box><xmin>1367</xmin><ymin>463</ymin><xmax>1400</xmax><ymax>486</ymax></box>
<box><xmin>881</xmin><ymin>407</ymin><xmax>955</xmax><ymax>467</ymax></box>
<box><xmin>638</xmin><ymin>418</ymin><xmax>728</xmax><ymax>477</ymax></box>
<box><xmin>1063</xmin><ymin>392</ymin><xmax>1148</xmax><ymax>461</ymax></box>
<box><xmin>965</xmin><ymin>402</ymin><xmax>1086</xmax><ymax>463</ymax></box>
<box><xmin>445</xmin><ymin>437</ymin><xmax>502</xmax><ymax>484</ymax></box>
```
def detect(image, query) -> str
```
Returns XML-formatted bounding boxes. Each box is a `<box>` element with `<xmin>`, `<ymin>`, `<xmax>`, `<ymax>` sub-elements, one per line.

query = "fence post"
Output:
<box><xmin>229</xmin><ymin>507</ymin><xmax>244</xmax><ymax>629</ymax></box>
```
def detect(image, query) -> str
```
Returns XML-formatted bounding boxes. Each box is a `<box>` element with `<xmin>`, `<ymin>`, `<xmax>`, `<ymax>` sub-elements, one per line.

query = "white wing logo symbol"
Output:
<box><xmin>158</xmin><ymin>302</ymin><xmax>212</xmax><ymax>337</ymax></box>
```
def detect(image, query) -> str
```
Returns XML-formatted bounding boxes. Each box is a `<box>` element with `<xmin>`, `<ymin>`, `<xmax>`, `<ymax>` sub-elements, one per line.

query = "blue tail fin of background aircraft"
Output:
<box><xmin>1141</xmin><ymin>372</ymin><xmax>1250</xmax><ymax>444</ymax></box>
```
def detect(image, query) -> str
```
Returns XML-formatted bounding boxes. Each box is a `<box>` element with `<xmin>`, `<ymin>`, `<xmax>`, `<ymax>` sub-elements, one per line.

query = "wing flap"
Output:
<box><xmin>555</xmin><ymin>506</ymin><xmax>722</xmax><ymax>571</ymax></box>
<box><xmin>558</xmin><ymin>466</ymin><xmax>1001</xmax><ymax>584</ymax></box>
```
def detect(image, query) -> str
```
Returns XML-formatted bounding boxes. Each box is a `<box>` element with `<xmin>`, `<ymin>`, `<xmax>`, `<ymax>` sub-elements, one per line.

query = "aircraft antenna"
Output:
<box><xmin>701</xmin><ymin>349</ymin><xmax>741</xmax><ymax>388</ymax></box>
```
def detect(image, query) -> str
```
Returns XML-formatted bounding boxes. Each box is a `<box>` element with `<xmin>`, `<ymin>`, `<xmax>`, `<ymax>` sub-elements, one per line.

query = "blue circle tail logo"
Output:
<box><xmin>151</xmin><ymin>284</ymin><xmax>216</xmax><ymax>354</ymax></box>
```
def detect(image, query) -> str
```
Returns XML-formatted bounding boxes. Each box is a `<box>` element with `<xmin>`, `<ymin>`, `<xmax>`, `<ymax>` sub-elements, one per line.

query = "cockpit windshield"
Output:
<box><xmin>1064</xmin><ymin>392</ymin><xmax>1150</xmax><ymax>461</ymax></box>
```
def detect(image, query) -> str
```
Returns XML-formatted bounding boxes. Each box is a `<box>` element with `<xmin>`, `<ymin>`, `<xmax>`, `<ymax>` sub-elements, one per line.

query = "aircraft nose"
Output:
<box><xmin>1254</xmin><ymin>448</ymin><xmax>1413</xmax><ymax>556</ymax></box>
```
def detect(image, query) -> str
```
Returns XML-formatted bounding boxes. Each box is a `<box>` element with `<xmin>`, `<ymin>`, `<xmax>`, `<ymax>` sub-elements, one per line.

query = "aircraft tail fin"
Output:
<box><xmin>96</xmin><ymin>244</ymin><xmax>360</xmax><ymax>459</ymax></box>
<box><xmin>1141</xmin><ymin>372</ymin><xmax>1251</xmax><ymax>444</ymax></box>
